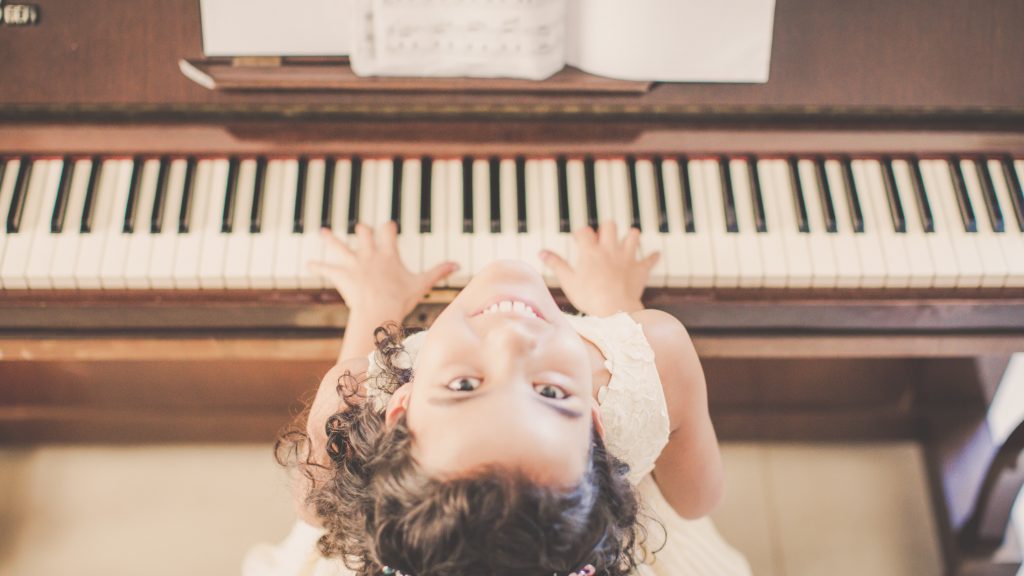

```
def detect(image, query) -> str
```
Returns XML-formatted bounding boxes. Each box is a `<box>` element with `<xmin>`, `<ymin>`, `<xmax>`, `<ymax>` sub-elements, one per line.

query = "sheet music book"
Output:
<box><xmin>200</xmin><ymin>0</ymin><xmax>776</xmax><ymax>83</ymax></box>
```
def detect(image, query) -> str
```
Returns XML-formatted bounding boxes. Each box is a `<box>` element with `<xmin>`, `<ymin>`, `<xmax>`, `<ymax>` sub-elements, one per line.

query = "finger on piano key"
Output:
<box><xmin>860</xmin><ymin>159</ymin><xmax>911</xmax><ymax>288</ymax></box>
<box><xmin>50</xmin><ymin>159</ymin><xmax>94</xmax><ymax>288</ymax></box>
<box><xmin>665</xmin><ymin>157</ymin><xmax>713</xmax><ymax>287</ymax></box>
<box><xmin>421</xmin><ymin>158</ymin><xmax>450</xmax><ymax>286</ymax></box>
<box><xmin>959</xmin><ymin>158</ymin><xmax>1009</xmax><ymax>287</ymax></box>
<box><xmin>755</xmin><ymin>159</ymin><xmax>792</xmax><ymax>288</ymax></box>
<box><xmin>398</xmin><ymin>157</ymin><xmax>424</xmax><ymax>275</ymax></box>
<box><xmin>539</xmin><ymin>158</ymin><xmax>566</xmax><ymax>286</ymax></box>
<box><xmin>987</xmin><ymin>158</ymin><xmax>1024</xmax><ymax>287</ymax></box>
<box><xmin>171</xmin><ymin>159</ymin><xmax>209</xmax><ymax>289</ymax></box>
<box><xmin>493</xmin><ymin>158</ymin><xmax>520</xmax><ymax>261</ymax></box>
<box><xmin>446</xmin><ymin>159</ymin><xmax>472</xmax><ymax>287</ymax></box>
<box><xmin>796</xmin><ymin>158</ymin><xmax>840</xmax><ymax>288</ymax></box>
<box><xmin>697</xmin><ymin>158</ymin><xmax>739</xmax><ymax>288</ymax></box>
<box><xmin>21</xmin><ymin>160</ymin><xmax>66</xmax><ymax>289</ymax></box>
<box><xmin>566</xmin><ymin>158</ymin><xmax>588</xmax><ymax>266</ymax></box>
<box><xmin>823</xmin><ymin>159</ymin><xmax>865</xmax><ymax>288</ymax></box>
<box><xmin>889</xmin><ymin>159</ymin><xmax>938</xmax><ymax>288</ymax></box>
<box><xmin>921</xmin><ymin>159</ymin><xmax>983</xmax><ymax>288</ymax></box>
<box><xmin>520</xmin><ymin>158</ymin><xmax>546</xmax><ymax>276</ymax></box>
<box><xmin>729</xmin><ymin>158</ymin><xmax>765</xmax><ymax>288</ymax></box>
<box><xmin>470</xmin><ymin>158</ymin><xmax>495</xmax><ymax>275</ymax></box>
<box><xmin>149</xmin><ymin>158</ymin><xmax>188</xmax><ymax>289</ymax></box>
<box><xmin>0</xmin><ymin>158</ymin><xmax>22</xmax><ymax>287</ymax></box>
<box><xmin>224</xmin><ymin>159</ymin><xmax>258</xmax><ymax>289</ymax></box>
<box><xmin>633</xmin><ymin>158</ymin><xmax>668</xmax><ymax>287</ymax></box>
<box><xmin>96</xmin><ymin>160</ymin><xmax>136</xmax><ymax>289</ymax></box>
<box><xmin>122</xmin><ymin>158</ymin><xmax>163</xmax><ymax>289</ymax></box>
<box><xmin>298</xmin><ymin>158</ymin><xmax>328</xmax><ymax>289</ymax></box>
<box><xmin>272</xmin><ymin>159</ymin><xmax>304</xmax><ymax>289</ymax></box>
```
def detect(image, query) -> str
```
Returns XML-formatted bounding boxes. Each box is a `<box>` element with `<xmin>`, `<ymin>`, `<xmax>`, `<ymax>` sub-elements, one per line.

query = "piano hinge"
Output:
<box><xmin>231</xmin><ymin>56</ymin><xmax>282</xmax><ymax>68</ymax></box>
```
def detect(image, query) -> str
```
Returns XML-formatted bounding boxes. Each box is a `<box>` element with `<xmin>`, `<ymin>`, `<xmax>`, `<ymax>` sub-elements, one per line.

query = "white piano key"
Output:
<box><xmin>398</xmin><ymin>158</ymin><xmax>423</xmax><ymax>274</ymax></box>
<box><xmin>797</xmin><ymin>159</ymin><xmax>840</xmax><ymax>288</ymax></box>
<box><xmin>171</xmin><ymin>160</ymin><xmax>212</xmax><ymax>289</ymax></box>
<box><xmin>608</xmin><ymin>159</ymin><xmax>634</xmax><ymax>234</ymax></box>
<box><xmin>634</xmin><ymin>159</ymin><xmax>668</xmax><ymax>287</ymax></box>
<box><xmin>756</xmin><ymin>160</ymin><xmax>792</xmax><ymax>289</ymax></box>
<box><xmin>915</xmin><ymin>159</ymin><xmax>962</xmax><ymax>288</ymax></box>
<box><xmin>695</xmin><ymin>159</ymin><xmax>739</xmax><ymax>288</ymax></box>
<box><xmin>272</xmin><ymin>159</ymin><xmax>303</xmax><ymax>289</ymax></box>
<box><xmin>147</xmin><ymin>158</ymin><xmax>187</xmax><ymax>289</ymax></box>
<box><xmin>923</xmin><ymin>159</ymin><xmax>984</xmax><ymax>288</ymax></box>
<box><xmin>22</xmin><ymin>160</ymin><xmax>65</xmax><ymax>289</ymax></box>
<box><xmin>771</xmin><ymin>160</ymin><xmax>815</xmax><ymax>288</ymax></box>
<box><xmin>822</xmin><ymin>159</ymin><xmax>863</xmax><ymax>288</ymax></box>
<box><xmin>123</xmin><ymin>159</ymin><xmax>162</xmax><ymax>289</ymax></box>
<box><xmin>298</xmin><ymin>159</ymin><xmax>328</xmax><ymax>288</ymax></box>
<box><xmin>470</xmin><ymin>158</ymin><xmax>495</xmax><ymax>274</ymax></box>
<box><xmin>249</xmin><ymin>159</ymin><xmax>287</xmax><ymax>289</ymax></box>
<box><xmin>861</xmin><ymin>159</ymin><xmax>911</xmax><ymax>288</ymax></box>
<box><xmin>357</xmin><ymin>158</ymin><xmax>379</xmax><ymax>230</ymax></box>
<box><xmin>420</xmin><ymin>159</ymin><xmax>449</xmax><ymax>285</ymax></box>
<box><xmin>96</xmin><ymin>160</ymin><xmax>136</xmax><ymax>289</ymax></box>
<box><xmin>328</xmin><ymin>158</ymin><xmax>353</xmax><ymax>255</ymax></box>
<box><xmin>0</xmin><ymin>158</ymin><xmax>22</xmax><ymax>286</ymax></box>
<box><xmin>960</xmin><ymin>159</ymin><xmax>1009</xmax><ymax>287</ymax></box>
<box><xmin>223</xmin><ymin>159</ymin><xmax>258</xmax><ymax>289</ymax></box>
<box><xmin>198</xmin><ymin>159</ymin><xmax>231</xmax><ymax>289</ymax></box>
<box><xmin>594</xmin><ymin>159</ymin><xmax>618</xmax><ymax>231</ymax></box>
<box><xmin>847</xmin><ymin>160</ymin><xmax>891</xmax><ymax>288</ymax></box>
<box><xmin>446</xmin><ymin>159</ymin><xmax>472</xmax><ymax>287</ymax></box>
<box><xmin>493</xmin><ymin>158</ymin><xmax>520</xmax><ymax>261</ymax></box>
<box><xmin>891</xmin><ymin>160</ymin><xmax>939</xmax><ymax>288</ymax></box>
<box><xmin>373</xmin><ymin>159</ymin><xmax>394</xmax><ymax>228</ymax></box>
<box><xmin>729</xmin><ymin>159</ymin><xmax>765</xmax><ymax>288</ymax></box>
<box><xmin>566</xmin><ymin>158</ymin><xmax>589</xmax><ymax>266</ymax></box>
<box><xmin>539</xmin><ymin>159</ymin><xmax>567</xmax><ymax>286</ymax></box>
<box><xmin>49</xmin><ymin>159</ymin><xmax>94</xmax><ymax>288</ymax></box>
<box><xmin>987</xmin><ymin>159</ymin><xmax>1024</xmax><ymax>287</ymax></box>
<box><xmin>519</xmin><ymin>160</ymin><xmax>545</xmax><ymax>276</ymax></box>
<box><xmin>668</xmin><ymin>158</ymin><xmax>714</xmax><ymax>287</ymax></box>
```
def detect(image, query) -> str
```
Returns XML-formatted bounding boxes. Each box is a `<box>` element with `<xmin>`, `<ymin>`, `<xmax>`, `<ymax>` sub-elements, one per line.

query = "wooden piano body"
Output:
<box><xmin>2</xmin><ymin>0</ymin><xmax>1024</xmax><ymax>574</ymax></box>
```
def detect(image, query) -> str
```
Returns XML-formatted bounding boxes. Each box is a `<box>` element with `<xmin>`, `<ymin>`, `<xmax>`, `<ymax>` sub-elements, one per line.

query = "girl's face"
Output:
<box><xmin>385</xmin><ymin>260</ymin><xmax>602</xmax><ymax>488</ymax></box>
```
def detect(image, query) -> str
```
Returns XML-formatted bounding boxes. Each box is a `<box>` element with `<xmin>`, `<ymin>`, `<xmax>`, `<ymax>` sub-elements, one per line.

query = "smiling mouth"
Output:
<box><xmin>472</xmin><ymin>298</ymin><xmax>547</xmax><ymax>322</ymax></box>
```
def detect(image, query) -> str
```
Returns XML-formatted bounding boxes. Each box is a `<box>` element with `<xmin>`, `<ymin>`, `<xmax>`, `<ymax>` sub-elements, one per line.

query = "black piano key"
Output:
<box><xmin>461</xmin><ymin>157</ymin><xmax>474</xmax><ymax>233</ymax></box>
<box><xmin>948</xmin><ymin>158</ymin><xmax>978</xmax><ymax>233</ymax></box>
<box><xmin>7</xmin><ymin>157</ymin><xmax>33</xmax><ymax>233</ymax></box>
<box><xmin>909</xmin><ymin>159</ymin><xmax>935</xmax><ymax>233</ymax></box>
<box><xmin>50</xmin><ymin>157</ymin><xmax>75</xmax><ymax>233</ymax></box>
<box><xmin>583</xmin><ymin>157</ymin><xmax>598</xmax><ymax>229</ymax></box>
<box><xmin>122</xmin><ymin>158</ymin><xmax>143</xmax><ymax>234</ymax></box>
<box><xmin>652</xmin><ymin>157</ymin><xmax>669</xmax><ymax>233</ymax></box>
<box><xmin>321</xmin><ymin>158</ymin><xmax>335</xmax><ymax>230</ymax></box>
<box><xmin>391</xmin><ymin>157</ymin><xmax>403</xmax><ymax>232</ymax></box>
<box><xmin>557</xmin><ymin>156</ymin><xmax>570</xmax><ymax>233</ymax></box>
<box><xmin>1001</xmin><ymin>156</ymin><xmax>1024</xmax><ymax>232</ymax></box>
<box><xmin>626</xmin><ymin>156</ymin><xmax>642</xmax><ymax>230</ymax></box>
<box><xmin>250</xmin><ymin>158</ymin><xmax>268</xmax><ymax>234</ymax></box>
<box><xmin>489</xmin><ymin>156</ymin><xmax>501</xmax><ymax>233</ymax></box>
<box><xmin>293</xmin><ymin>157</ymin><xmax>309</xmax><ymax>234</ymax></box>
<box><xmin>813</xmin><ymin>157</ymin><xmax>838</xmax><ymax>233</ymax></box>
<box><xmin>975</xmin><ymin>158</ymin><xmax>1004</xmax><ymax>233</ymax></box>
<box><xmin>677</xmin><ymin>157</ymin><xmax>695</xmax><ymax>233</ymax></box>
<box><xmin>840</xmin><ymin>158</ymin><xmax>864</xmax><ymax>233</ymax></box>
<box><xmin>347</xmin><ymin>156</ymin><xmax>362</xmax><ymax>235</ymax></box>
<box><xmin>150</xmin><ymin>157</ymin><xmax>170</xmax><ymax>234</ymax></box>
<box><xmin>79</xmin><ymin>157</ymin><xmax>102</xmax><ymax>233</ymax></box>
<box><xmin>222</xmin><ymin>158</ymin><xmax>240</xmax><ymax>233</ymax></box>
<box><xmin>717</xmin><ymin>157</ymin><xmax>739</xmax><ymax>233</ymax></box>
<box><xmin>880</xmin><ymin>158</ymin><xmax>907</xmax><ymax>233</ymax></box>
<box><xmin>515</xmin><ymin>156</ymin><xmax>527</xmax><ymax>233</ymax></box>
<box><xmin>748</xmin><ymin>158</ymin><xmax>768</xmax><ymax>233</ymax></box>
<box><xmin>420</xmin><ymin>156</ymin><xmax>432</xmax><ymax>234</ymax></box>
<box><xmin>786</xmin><ymin>157</ymin><xmax>810</xmax><ymax>233</ymax></box>
<box><xmin>178</xmin><ymin>157</ymin><xmax>197</xmax><ymax>233</ymax></box>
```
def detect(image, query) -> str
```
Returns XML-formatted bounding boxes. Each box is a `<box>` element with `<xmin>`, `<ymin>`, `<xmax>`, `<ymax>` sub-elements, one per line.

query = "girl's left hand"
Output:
<box><xmin>307</xmin><ymin>222</ymin><xmax>459</xmax><ymax>321</ymax></box>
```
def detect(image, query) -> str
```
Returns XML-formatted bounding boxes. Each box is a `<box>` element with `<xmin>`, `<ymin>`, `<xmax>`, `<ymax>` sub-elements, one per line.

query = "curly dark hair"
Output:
<box><xmin>276</xmin><ymin>322</ymin><xmax>659</xmax><ymax>576</ymax></box>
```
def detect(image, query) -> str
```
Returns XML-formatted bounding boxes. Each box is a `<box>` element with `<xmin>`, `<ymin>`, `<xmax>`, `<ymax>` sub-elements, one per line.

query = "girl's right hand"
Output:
<box><xmin>538</xmin><ymin>221</ymin><xmax>660</xmax><ymax>317</ymax></box>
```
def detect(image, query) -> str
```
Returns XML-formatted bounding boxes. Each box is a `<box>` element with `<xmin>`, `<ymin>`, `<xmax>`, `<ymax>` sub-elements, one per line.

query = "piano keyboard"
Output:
<box><xmin>1</xmin><ymin>154</ymin><xmax>1022</xmax><ymax>291</ymax></box>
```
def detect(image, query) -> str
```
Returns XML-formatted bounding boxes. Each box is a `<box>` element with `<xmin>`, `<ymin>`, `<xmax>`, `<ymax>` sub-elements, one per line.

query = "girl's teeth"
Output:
<box><xmin>481</xmin><ymin>300</ymin><xmax>540</xmax><ymax>318</ymax></box>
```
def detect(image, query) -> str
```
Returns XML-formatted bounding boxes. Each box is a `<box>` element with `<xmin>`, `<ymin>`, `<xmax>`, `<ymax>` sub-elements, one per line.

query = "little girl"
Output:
<box><xmin>245</xmin><ymin>221</ymin><xmax>751</xmax><ymax>576</ymax></box>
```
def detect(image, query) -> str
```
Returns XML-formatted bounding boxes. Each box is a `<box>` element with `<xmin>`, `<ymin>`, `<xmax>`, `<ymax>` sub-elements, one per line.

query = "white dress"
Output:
<box><xmin>245</xmin><ymin>312</ymin><xmax>751</xmax><ymax>576</ymax></box>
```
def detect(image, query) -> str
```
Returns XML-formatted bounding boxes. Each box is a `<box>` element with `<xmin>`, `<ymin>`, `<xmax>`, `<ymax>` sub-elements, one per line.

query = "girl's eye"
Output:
<box><xmin>534</xmin><ymin>383</ymin><xmax>569</xmax><ymax>400</ymax></box>
<box><xmin>446</xmin><ymin>376</ymin><xmax>482</xmax><ymax>392</ymax></box>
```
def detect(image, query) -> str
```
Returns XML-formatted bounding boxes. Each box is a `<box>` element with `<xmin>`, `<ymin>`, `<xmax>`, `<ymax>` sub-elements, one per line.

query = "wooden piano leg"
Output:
<box><xmin>923</xmin><ymin>357</ymin><xmax>1024</xmax><ymax>576</ymax></box>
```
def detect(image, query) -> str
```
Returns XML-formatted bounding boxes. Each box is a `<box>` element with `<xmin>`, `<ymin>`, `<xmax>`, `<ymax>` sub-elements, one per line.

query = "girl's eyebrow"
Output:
<box><xmin>427</xmin><ymin>392</ymin><xmax>585</xmax><ymax>419</ymax></box>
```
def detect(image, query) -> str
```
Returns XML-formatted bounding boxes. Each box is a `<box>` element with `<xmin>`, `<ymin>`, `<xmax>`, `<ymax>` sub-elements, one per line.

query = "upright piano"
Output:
<box><xmin>1</xmin><ymin>0</ymin><xmax>1023</xmax><ymax>573</ymax></box>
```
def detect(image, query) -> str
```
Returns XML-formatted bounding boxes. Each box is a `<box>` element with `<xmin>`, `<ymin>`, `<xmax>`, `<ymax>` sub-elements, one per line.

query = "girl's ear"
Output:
<box><xmin>385</xmin><ymin>383</ymin><xmax>413</xmax><ymax>428</ymax></box>
<box><xmin>591</xmin><ymin>399</ymin><xmax>606</xmax><ymax>442</ymax></box>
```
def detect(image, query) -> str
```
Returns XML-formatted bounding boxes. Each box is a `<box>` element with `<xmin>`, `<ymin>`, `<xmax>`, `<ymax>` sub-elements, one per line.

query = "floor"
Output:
<box><xmin>2</xmin><ymin>441</ymin><xmax>997</xmax><ymax>576</ymax></box>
